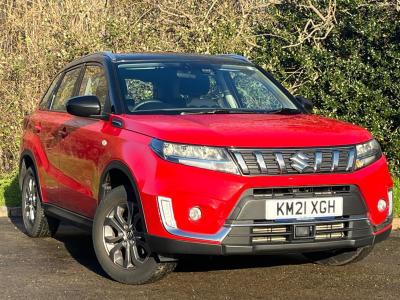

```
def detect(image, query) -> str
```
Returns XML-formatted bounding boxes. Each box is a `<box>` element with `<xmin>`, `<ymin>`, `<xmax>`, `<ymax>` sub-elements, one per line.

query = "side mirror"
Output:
<box><xmin>295</xmin><ymin>96</ymin><xmax>313</xmax><ymax>113</ymax></box>
<box><xmin>66</xmin><ymin>95</ymin><xmax>102</xmax><ymax>118</ymax></box>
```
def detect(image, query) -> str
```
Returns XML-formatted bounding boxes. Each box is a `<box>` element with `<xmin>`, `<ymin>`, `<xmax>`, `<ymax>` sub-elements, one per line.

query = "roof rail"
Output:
<box><xmin>99</xmin><ymin>51</ymin><xmax>117</xmax><ymax>60</ymax></box>
<box><xmin>74</xmin><ymin>51</ymin><xmax>116</xmax><ymax>61</ymax></box>
<box><xmin>217</xmin><ymin>54</ymin><xmax>252</xmax><ymax>63</ymax></box>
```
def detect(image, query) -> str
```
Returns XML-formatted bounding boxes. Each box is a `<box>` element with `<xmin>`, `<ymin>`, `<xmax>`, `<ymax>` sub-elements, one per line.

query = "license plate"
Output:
<box><xmin>265</xmin><ymin>197</ymin><xmax>343</xmax><ymax>220</ymax></box>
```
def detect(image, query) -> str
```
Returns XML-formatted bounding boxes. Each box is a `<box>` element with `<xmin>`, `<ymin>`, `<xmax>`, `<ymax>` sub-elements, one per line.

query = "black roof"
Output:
<box><xmin>65</xmin><ymin>52</ymin><xmax>252</xmax><ymax>69</ymax></box>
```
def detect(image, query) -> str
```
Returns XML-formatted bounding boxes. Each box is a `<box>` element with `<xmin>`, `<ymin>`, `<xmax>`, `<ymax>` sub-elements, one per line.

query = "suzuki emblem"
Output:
<box><xmin>289</xmin><ymin>152</ymin><xmax>311</xmax><ymax>173</ymax></box>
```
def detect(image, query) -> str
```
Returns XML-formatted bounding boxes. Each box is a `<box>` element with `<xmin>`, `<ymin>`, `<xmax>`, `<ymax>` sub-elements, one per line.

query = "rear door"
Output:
<box><xmin>56</xmin><ymin>63</ymin><xmax>109</xmax><ymax>218</ymax></box>
<box><xmin>30</xmin><ymin>73</ymin><xmax>63</xmax><ymax>203</ymax></box>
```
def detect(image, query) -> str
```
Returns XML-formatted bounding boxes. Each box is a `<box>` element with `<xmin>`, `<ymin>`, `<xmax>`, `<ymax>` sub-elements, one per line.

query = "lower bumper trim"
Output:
<box><xmin>224</xmin><ymin>236</ymin><xmax>374</xmax><ymax>255</ymax></box>
<box><xmin>147</xmin><ymin>235</ymin><xmax>222</xmax><ymax>255</ymax></box>
<box><xmin>147</xmin><ymin>225</ymin><xmax>391</xmax><ymax>256</ymax></box>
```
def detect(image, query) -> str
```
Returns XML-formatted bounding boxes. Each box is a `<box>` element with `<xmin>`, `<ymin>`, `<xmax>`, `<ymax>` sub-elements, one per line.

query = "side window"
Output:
<box><xmin>79</xmin><ymin>65</ymin><xmax>108</xmax><ymax>110</ymax></box>
<box><xmin>39</xmin><ymin>73</ymin><xmax>62</xmax><ymax>110</ymax></box>
<box><xmin>51</xmin><ymin>68</ymin><xmax>81</xmax><ymax>111</ymax></box>
<box><xmin>230</xmin><ymin>72</ymin><xmax>283</xmax><ymax>110</ymax></box>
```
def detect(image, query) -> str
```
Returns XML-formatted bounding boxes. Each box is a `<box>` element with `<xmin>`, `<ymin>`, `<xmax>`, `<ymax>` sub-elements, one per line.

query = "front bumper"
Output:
<box><xmin>150</xmin><ymin>184</ymin><xmax>393</xmax><ymax>254</ymax></box>
<box><xmin>138</xmin><ymin>150</ymin><xmax>393</xmax><ymax>256</ymax></box>
<box><xmin>147</xmin><ymin>223</ymin><xmax>392</xmax><ymax>256</ymax></box>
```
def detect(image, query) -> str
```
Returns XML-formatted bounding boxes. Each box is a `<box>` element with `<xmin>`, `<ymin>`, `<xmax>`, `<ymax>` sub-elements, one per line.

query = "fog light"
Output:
<box><xmin>377</xmin><ymin>199</ymin><xmax>387</xmax><ymax>212</ymax></box>
<box><xmin>388</xmin><ymin>189</ymin><xmax>393</xmax><ymax>216</ymax></box>
<box><xmin>189</xmin><ymin>206</ymin><xmax>202</xmax><ymax>221</ymax></box>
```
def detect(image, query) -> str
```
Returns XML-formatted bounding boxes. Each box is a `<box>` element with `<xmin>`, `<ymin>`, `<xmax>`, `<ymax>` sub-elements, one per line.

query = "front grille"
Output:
<box><xmin>250</xmin><ymin>221</ymin><xmax>349</xmax><ymax>245</ymax></box>
<box><xmin>251</xmin><ymin>225</ymin><xmax>291</xmax><ymax>244</ymax></box>
<box><xmin>222</xmin><ymin>185</ymin><xmax>370</xmax><ymax>248</ymax></box>
<box><xmin>315</xmin><ymin>223</ymin><xmax>346</xmax><ymax>240</ymax></box>
<box><xmin>230</xmin><ymin>146</ymin><xmax>355</xmax><ymax>175</ymax></box>
<box><xmin>253</xmin><ymin>185</ymin><xmax>351</xmax><ymax>198</ymax></box>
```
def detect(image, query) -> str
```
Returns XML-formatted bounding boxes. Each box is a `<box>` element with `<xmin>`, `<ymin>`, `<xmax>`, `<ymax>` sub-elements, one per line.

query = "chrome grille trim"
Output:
<box><xmin>274</xmin><ymin>152</ymin><xmax>287</xmax><ymax>174</ymax></box>
<box><xmin>346</xmin><ymin>149</ymin><xmax>355</xmax><ymax>171</ymax></box>
<box><xmin>331</xmin><ymin>150</ymin><xmax>340</xmax><ymax>171</ymax></box>
<box><xmin>228</xmin><ymin>217</ymin><xmax>368</xmax><ymax>227</ymax></box>
<box><xmin>254</xmin><ymin>152</ymin><xmax>267</xmax><ymax>173</ymax></box>
<box><xmin>232</xmin><ymin>152</ymin><xmax>249</xmax><ymax>174</ymax></box>
<box><xmin>230</xmin><ymin>146</ymin><xmax>356</xmax><ymax>175</ymax></box>
<box><xmin>246</xmin><ymin>220</ymin><xmax>352</xmax><ymax>244</ymax></box>
<box><xmin>314</xmin><ymin>151</ymin><xmax>322</xmax><ymax>172</ymax></box>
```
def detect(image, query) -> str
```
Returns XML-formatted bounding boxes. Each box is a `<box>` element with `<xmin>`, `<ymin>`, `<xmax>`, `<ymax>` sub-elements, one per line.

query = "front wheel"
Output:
<box><xmin>303</xmin><ymin>246</ymin><xmax>374</xmax><ymax>266</ymax></box>
<box><xmin>92</xmin><ymin>185</ymin><xmax>176</xmax><ymax>284</ymax></box>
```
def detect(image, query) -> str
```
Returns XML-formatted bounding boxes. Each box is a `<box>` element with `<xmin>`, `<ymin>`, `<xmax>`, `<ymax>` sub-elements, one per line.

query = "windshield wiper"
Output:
<box><xmin>266</xmin><ymin>108</ymin><xmax>301</xmax><ymax>115</ymax></box>
<box><xmin>130</xmin><ymin>107</ymin><xmax>301</xmax><ymax>115</ymax></box>
<box><xmin>180</xmin><ymin>109</ymin><xmax>265</xmax><ymax>115</ymax></box>
<box><xmin>181</xmin><ymin>108</ymin><xmax>301</xmax><ymax>115</ymax></box>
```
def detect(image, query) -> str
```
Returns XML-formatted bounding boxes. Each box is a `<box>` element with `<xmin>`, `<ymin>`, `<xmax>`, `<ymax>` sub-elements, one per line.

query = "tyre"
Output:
<box><xmin>303</xmin><ymin>246</ymin><xmax>374</xmax><ymax>266</ymax></box>
<box><xmin>21</xmin><ymin>167</ymin><xmax>59</xmax><ymax>237</ymax></box>
<box><xmin>92</xmin><ymin>185</ymin><xmax>176</xmax><ymax>284</ymax></box>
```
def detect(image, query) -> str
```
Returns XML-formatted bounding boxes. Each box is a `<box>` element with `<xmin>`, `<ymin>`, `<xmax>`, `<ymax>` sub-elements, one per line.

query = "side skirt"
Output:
<box><xmin>43</xmin><ymin>203</ymin><xmax>93</xmax><ymax>231</ymax></box>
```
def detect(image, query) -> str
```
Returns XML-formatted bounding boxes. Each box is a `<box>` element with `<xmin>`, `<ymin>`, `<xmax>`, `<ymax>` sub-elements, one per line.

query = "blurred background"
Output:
<box><xmin>0</xmin><ymin>0</ymin><xmax>398</xmax><ymax>211</ymax></box>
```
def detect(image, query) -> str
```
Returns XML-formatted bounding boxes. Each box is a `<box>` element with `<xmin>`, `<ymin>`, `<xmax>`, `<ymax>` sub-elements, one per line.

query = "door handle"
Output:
<box><xmin>58</xmin><ymin>127</ymin><xmax>68</xmax><ymax>138</ymax></box>
<box><xmin>34</xmin><ymin>124</ymin><xmax>42</xmax><ymax>134</ymax></box>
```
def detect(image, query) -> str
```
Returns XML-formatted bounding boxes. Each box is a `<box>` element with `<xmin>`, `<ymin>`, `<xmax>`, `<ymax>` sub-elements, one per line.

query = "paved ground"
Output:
<box><xmin>0</xmin><ymin>218</ymin><xmax>399</xmax><ymax>300</ymax></box>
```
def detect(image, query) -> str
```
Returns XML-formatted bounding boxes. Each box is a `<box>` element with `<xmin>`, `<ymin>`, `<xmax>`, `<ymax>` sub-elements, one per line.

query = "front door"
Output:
<box><xmin>44</xmin><ymin>66</ymin><xmax>83</xmax><ymax>210</ymax></box>
<box><xmin>56</xmin><ymin>64</ymin><xmax>109</xmax><ymax>218</ymax></box>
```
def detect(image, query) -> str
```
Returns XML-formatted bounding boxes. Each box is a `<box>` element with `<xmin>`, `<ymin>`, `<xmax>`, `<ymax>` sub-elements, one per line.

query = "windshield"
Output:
<box><xmin>117</xmin><ymin>62</ymin><xmax>299</xmax><ymax>114</ymax></box>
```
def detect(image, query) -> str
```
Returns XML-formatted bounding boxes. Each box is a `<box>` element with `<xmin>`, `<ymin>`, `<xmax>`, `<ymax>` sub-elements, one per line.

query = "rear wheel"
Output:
<box><xmin>303</xmin><ymin>246</ymin><xmax>374</xmax><ymax>266</ymax></box>
<box><xmin>92</xmin><ymin>185</ymin><xmax>176</xmax><ymax>284</ymax></box>
<box><xmin>21</xmin><ymin>167</ymin><xmax>59</xmax><ymax>237</ymax></box>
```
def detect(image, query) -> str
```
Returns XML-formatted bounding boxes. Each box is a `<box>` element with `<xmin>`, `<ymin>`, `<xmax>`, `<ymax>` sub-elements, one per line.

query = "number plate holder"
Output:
<box><xmin>265</xmin><ymin>197</ymin><xmax>343</xmax><ymax>220</ymax></box>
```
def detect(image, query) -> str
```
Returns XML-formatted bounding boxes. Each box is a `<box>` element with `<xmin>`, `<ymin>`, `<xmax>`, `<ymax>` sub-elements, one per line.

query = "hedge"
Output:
<box><xmin>0</xmin><ymin>0</ymin><xmax>398</xmax><ymax>176</ymax></box>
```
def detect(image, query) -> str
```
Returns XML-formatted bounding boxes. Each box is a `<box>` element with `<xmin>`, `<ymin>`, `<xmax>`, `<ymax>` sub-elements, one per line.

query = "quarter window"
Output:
<box><xmin>39</xmin><ymin>73</ymin><xmax>62</xmax><ymax>110</ymax></box>
<box><xmin>51</xmin><ymin>68</ymin><xmax>81</xmax><ymax>111</ymax></box>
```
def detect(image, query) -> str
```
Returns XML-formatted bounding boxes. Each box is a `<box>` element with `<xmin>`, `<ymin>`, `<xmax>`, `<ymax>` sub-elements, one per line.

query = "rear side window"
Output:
<box><xmin>51</xmin><ymin>68</ymin><xmax>81</xmax><ymax>111</ymax></box>
<box><xmin>79</xmin><ymin>65</ymin><xmax>108</xmax><ymax>110</ymax></box>
<box><xmin>39</xmin><ymin>73</ymin><xmax>62</xmax><ymax>110</ymax></box>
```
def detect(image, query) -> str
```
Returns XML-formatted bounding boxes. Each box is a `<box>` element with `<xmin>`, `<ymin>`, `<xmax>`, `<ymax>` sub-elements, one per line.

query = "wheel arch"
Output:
<box><xmin>19</xmin><ymin>150</ymin><xmax>38</xmax><ymax>191</ymax></box>
<box><xmin>19</xmin><ymin>149</ymin><xmax>49</xmax><ymax>206</ymax></box>
<box><xmin>98</xmin><ymin>160</ymin><xmax>147</xmax><ymax>230</ymax></box>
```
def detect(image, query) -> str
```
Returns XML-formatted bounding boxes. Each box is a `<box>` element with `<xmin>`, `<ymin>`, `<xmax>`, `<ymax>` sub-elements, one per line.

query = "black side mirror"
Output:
<box><xmin>66</xmin><ymin>95</ymin><xmax>102</xmax><ymax>118</ymax></box>
<box><xmin>295</xmin><ymin>96</ymin><xmax>313</xmax><ymax>113</ymax></box>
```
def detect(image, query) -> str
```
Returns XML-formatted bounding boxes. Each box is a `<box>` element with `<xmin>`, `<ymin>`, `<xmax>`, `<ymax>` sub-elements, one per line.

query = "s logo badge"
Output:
<box><xmin>290</xmin><ymin>152</ymin><xmax>311</xmax><ymax>173</ymax></box>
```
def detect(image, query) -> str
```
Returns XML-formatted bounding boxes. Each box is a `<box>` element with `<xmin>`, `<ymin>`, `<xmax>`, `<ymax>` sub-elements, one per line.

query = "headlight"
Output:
<box><xmin>355</xmin><ymin>139</ymin><xmax>382</xmax><ymax>169</ymax></box>
<box><xmin>150</xmin><ymin>139</ymin><xmax>239</xmax><ymax>174</ymax></box>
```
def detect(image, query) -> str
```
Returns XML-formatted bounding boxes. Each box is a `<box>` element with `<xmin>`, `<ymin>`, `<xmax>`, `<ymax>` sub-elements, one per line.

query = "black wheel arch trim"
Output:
<box><xmin>98</xmin><ymin>160</ymin><xmax>148</xmax><ymax>232</ymax></box>
<box><xmin>19</xmin><ymin>149</ymin><xmax>42</xmax><ymax>199</ymax></box>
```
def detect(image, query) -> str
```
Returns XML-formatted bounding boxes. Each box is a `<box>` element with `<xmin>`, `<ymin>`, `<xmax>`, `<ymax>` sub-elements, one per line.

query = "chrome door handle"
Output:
<box><xmin>34</xmin><ymin>124</ymin><xmax>42</xmax><ymax>133</ymax></box>
<box><xmin>58</xmin><ymin>128</ymin><xmax>68</xmax><ymax>138</ymax></box>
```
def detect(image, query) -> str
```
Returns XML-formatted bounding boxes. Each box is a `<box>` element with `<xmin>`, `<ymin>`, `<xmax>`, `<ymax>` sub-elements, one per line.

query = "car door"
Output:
<box><xmin>43</xmin><ymin>66</ymin><xmax>83</xmax><ymax>209</ymax></box>
<box><xmin>30</xmin><ymin>72</ymin><xmax>63</xmax><ymax>204</ymax></box>
<box><xmin>56</xmin><ymin>63</ymin><xmax>109</xmax><ymax>218</ymax></box>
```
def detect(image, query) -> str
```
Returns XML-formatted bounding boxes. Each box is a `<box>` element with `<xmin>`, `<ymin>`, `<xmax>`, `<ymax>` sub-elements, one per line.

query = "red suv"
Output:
<box><xmin>19</xmin><ymin>52</ymin><xmax>393</xmax><ymax>284</ymax></box>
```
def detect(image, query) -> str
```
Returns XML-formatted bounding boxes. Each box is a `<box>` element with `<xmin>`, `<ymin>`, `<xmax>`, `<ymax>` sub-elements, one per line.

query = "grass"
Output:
<box><xmin>0</xmin><ymin>172</ymin><xmax>21</xmax><ymax>207</ymax></box>
<box><xmin>1</xmin><ymin>172</ymin><xmax>399</xmax><ymax>217</ymax></box>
